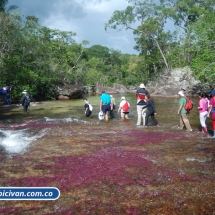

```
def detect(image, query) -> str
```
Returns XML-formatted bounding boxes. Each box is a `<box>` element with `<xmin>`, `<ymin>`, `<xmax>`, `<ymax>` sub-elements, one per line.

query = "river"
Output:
<box><xmin>0</xmin><ymin>93</ymin><xmax>214</xmax><ymax>214</ymax></box>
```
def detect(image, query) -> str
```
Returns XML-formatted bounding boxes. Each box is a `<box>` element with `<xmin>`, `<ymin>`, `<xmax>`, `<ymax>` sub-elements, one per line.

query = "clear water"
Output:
<box><xmin>0</xmin><ymin>93</ymin><xmax>208</xmax><ymax>154</ymax></box>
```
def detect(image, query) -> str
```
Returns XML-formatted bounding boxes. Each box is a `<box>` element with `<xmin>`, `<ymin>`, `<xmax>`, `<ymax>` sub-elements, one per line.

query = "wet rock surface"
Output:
<box><xmin>98</xmin><ymin>67</ymin><xmax>212</xmax><ymax>96</ymax></box>
<box><xmin>56</xmin><ymin>82</ymin><xmax>88</xmax><ymax>99</ymax></box>
<box><xmin>0</xmin><ymin>121</ymin><xmax>215</xmax><ymax>214</ymax></box>
<box><xmin>0</xmin><ymin>96</ymin><xmax>214</xmax><ymax>214</ymax></box>
<box><xmin>148</xmin><ymin>67</ymin><xmax>200</xmax><ymax>96</ymax></box>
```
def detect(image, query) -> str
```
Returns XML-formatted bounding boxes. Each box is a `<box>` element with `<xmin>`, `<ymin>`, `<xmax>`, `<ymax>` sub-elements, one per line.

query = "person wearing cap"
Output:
<box><xmin>18</xmin><ymin>90</ymin><xmax>31</xmax><ymax>112</ymax></box>
<box><xmin>100</xmin><ymin>90</ymin><xmax>112</xmax><ymax>121</ymax></box>
<box><xmin>208</xmin><ymin>90</ymin><xmax>215</xmax><ymax>137</ymax></box>
<box><xmin>118</xmin><ymin>96</ymin><xmax>130</xmax><ymax>119</ymax></box>
<box><xmin>177</xmin><ymin>90</ymin><xmax>192</xmax><ymax>131</ymax></box>
<box><xmin>136</xmin><ymin>83</ymin><xmax>148</xmax><ymax>126</ymax></box>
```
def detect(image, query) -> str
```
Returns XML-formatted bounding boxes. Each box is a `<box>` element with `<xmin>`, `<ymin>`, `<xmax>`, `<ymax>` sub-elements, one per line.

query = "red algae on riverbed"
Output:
<box><xmin>0</xmin><ymin>123</ymin><xmax>215</xmax><ymax>214</ymax></box>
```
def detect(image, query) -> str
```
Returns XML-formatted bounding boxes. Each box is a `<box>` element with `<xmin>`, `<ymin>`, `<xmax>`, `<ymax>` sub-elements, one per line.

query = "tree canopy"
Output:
<box><xmin>105</xmin><ymin>0</ymin><xmax>215</xmax><ymax>85</ymax></box>
<box><xmin>0</xmin><ymin>0</ymin><xmax>214</xmax><ymax>101</ymax></box>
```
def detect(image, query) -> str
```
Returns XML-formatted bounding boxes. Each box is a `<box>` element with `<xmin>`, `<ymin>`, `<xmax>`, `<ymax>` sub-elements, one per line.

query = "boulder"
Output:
<box><xmin>149</xmin><ymin>67</ymin><xmax>200</xmax><ymax>96</ymax></box>
<box><xmin>96</xmin><ymin>86</ymin><xmax>118</xmax><ymax>94</ymax></box>
<box><xmin>113</xmin><ymin>83</ymin><xmax>130</xmax><ymax>93</ymax></box>
<box><xmin>97</xmin><ymin>84</ymin><xmax>130</xmax><ymax>94</ymax></box>
<box><xmin>191</xmin><ymin>83</ymin><xmax>213</xmax><ymax>96</ymax></box>
<box><xmin>56</xmin><ymin>82</ymin><xmax>88</xmax><ymax>99</ymax></box>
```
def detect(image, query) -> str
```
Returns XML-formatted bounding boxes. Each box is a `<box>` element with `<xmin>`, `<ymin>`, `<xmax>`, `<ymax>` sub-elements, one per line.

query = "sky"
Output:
<box><xmin>8</xmin><ymin>0</ymin><xmax>139</xmax><ymax>54</ymax></box>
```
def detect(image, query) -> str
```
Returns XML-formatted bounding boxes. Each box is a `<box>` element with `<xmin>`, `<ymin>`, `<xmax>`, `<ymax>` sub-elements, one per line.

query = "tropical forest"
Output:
<box><xmin>1</xmin><ymin>0</ymin><xmax>215</xmax><ymax>100</ymax></box>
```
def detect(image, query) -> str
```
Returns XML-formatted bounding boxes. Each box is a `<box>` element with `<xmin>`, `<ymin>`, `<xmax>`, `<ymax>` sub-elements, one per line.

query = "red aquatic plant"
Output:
<box><xmin>6</xmin><ymin>146</ymin><xmax>198</xmax><ymax>191</ymax></box>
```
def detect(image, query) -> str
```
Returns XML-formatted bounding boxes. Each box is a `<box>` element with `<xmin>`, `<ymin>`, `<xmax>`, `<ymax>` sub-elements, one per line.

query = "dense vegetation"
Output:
<box><xmin>0</xmin><ymin>0</ymin><xmax>214</xmax><ymax>100</ymax></box>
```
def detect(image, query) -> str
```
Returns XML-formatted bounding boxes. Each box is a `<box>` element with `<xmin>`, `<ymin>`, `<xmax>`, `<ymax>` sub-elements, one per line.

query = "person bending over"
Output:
<box><xmin>142</xmin><ymin>94</ymin><xmax>159</xmax><ymax>128</ymax></box>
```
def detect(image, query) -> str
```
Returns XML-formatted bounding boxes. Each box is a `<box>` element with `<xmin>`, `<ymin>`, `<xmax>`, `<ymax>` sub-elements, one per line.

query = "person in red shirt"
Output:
<box><xmin>208</xmin><ymin>90</ymin><xmax>215</xmax><ymax>138</ymax></box>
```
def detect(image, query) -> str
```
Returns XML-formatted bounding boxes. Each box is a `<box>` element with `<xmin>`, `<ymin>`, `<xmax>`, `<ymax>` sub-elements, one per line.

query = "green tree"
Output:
<box><xmin>0</xmin><ymin>0</ymin><xmax>17</xmax><ymax>12</ymax></box>
<box><xmin>160</xmin><ymin>0</ymin><xmax>215</xmax><ymax>65</ymax></box>
<box><xmin>105</xmin><ymin>0</ymin><xmax>170</xmax><ymax>71</ymax></box>
<box><xmin>189</xmin><ymin>13</ymin><xmax>215</xmax><ymax>85</ymax></box>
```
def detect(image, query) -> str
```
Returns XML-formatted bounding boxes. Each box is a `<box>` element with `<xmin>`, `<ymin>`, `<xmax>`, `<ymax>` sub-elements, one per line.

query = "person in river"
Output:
<box><xmin>83</xmin><ymin>98</ymin><xmax>92</xmax><ymax>117</ymax></box>
<box><xmin>100</xmin><ymin>91</ymin><xmax>112</xmax><ymax>121</ymax></box>
<box><xmin>142</xmin><ymin>94</ymin><xmax>159</xmax><ymax>128</ymax></box>
<box><xmin>109</xmin><ymin>95</ymin><xmax>116</xmax><ymax>116</ymax></box>
<box><xmin>208</xmin><ymin>90</ymin><xmax>215</xmax><ymax>137</ymax></box>
<box><xmin>1</xmin><ymin>85</ymin><xmax>12</xmax><ymax>105</ymax></box>
<box><xmin>136</xmin><ymin>83</ymin><xmax>148</xmax><ymax>126</ymax></box>
<box><xmin>177</xmin><ymin>90</ymin><xmax>192</xmax><ymax>132</ymax></box>
<box><xmin>198</xmin><ymin>92</ymin><xmax>209</xmax><ymax>134</ymax></box>
<box><xmin>18</xmin><ymin>90</ymin><xmax>31</xmax><ymax>112</ymax></box>
<box><xmin>118</xmin><ymin>96</ymin><xmax>130</xmax><ymax>120</ymax></box>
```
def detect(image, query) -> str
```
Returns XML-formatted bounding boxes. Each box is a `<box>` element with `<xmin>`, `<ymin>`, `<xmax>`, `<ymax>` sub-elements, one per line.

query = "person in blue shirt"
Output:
<box><xmin>1</xmin><ymin>85</ymin><xmax>12</xmax><ymax>105</ymax></box>
<box><xmin>100</xmin><ymin>91</ymin><xmax>112</xmax><ymax>121</ymax></box>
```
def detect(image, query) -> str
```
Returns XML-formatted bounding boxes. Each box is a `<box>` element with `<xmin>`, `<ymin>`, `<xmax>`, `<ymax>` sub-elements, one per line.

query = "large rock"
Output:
<box><xmin>96</xmin><ymin>85</ymin><xmax>118</xmax><ymax>94</ymax></box>
<box><xmin>56</xmin><ymin>82</ymin><xmax>87</xmax><ymax>99</ymax></box>
<box><xmin>149</xmin><ymin>67</ymin><xmax>200</xmax><ymax>96</ymax></box>
<box><xmin>97</xmin><ymin>84</ymin><xmax>131</xmax><ymax>94</ymax></box>
<box><xmin>191</xmin><ymin>83</ymin><xmax>213</xmax><ymax>95</ymax></box>
<box><xmin>113</xmin><ymin>83</ymin><xmax>130</xmax><ymax>93</ymax></box>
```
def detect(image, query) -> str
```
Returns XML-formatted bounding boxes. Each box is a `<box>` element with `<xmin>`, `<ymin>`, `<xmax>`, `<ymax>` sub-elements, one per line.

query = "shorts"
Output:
<box><xmin>102</xmin><ymin>104</ymin><xmax>111</xmax><ymax>113</ymax></box>
<box><xmin>122</xmin><ymin>111</ymin><xmax>129</xmax><ymax>114</ymax></box>
<box><xmin>86</xmin><ymin>110</ymin><xmax>92</xmax><ymax>117</ymax></box>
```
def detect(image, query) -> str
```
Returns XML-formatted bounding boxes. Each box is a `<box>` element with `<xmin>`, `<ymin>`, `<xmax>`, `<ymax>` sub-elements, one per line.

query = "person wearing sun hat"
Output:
<box><xmin>18</xmin><ymin>90</ymin><xmax>31</xmax><ymax>112</ymax></box>
<box><xmin>136</xmin><ymin>83</ymin><xmax>148</xmax><ymax>126</ymax></box>
<box><xmin>177</xmin><ymin>90</ymin><xmax>192</xmax><ymax>131</ymax></box>
<box><xmin>118</xmin><ymin>96</ymin><xmax>130</xmax><ymax>119</ymax></box>
<box><xmin>208</xmin><ymin>90</ymin><xmax>215</xmax><ymax>137</ymax></box>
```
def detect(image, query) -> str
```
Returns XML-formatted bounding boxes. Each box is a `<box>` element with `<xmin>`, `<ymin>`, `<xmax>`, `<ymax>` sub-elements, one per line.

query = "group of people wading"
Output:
<box><xmin>2</xmin><ymin>83</ymin><xmax>215</xmax><ymax>138</ymax></box>
<box><xmin>1</xmin><ymin>85</ymin><xmax>31</xmax><ymax>112</ymax></box>
<box><xmin>84</xmin><ymin>83</ymin><xmax>215</xmax><ymax>138</ymax></box>
<box><xmin>84</xmin><ymin>83</ymin><xmax>159</xmax><ymax>127</ymax></box>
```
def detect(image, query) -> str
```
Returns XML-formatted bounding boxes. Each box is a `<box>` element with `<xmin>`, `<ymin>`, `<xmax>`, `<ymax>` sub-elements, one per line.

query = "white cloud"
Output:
<box><xmin>8</xmin><ymin>0</ymin><xmax>138</xmax><ymax>54</ymax></box>
<box><xmin>86</xmin><ymin>0</ymin><xmax>128</xmax><ymax>13</ymax></box>
<box><xmin>106</xmin><ymin>32</ymin><xmax>135</xmax><ymax>52</ymax></box>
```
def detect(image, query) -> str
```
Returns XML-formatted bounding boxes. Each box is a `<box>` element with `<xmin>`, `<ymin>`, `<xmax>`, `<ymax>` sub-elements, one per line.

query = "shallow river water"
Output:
<box><xmin>0</xmin><ymin>93</ymin><xmax>214</xmax><ymax>214</ymax></box>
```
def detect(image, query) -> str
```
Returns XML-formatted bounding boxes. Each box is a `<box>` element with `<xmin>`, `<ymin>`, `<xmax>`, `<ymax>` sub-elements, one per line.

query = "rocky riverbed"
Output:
<box><xmin>0</xmin><ymin>95</ymin><xmax>214</xmax><ymax>214</ymax></box>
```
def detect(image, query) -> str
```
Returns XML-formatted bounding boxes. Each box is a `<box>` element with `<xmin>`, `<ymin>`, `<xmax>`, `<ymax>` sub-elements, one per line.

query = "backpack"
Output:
<box><xmin>25</xmin><ymin>94</ymin><xmax>31</xmax><ymax>105</ymax></box>
<box><xmin>136</xmin><ymin>93</ymin><xmax>145</xmax><ymax>100</ymax></box>
<box><xmin>89</xmin><ymin>104</ymin><xmax>93</xmax><ymax>111</ymax></box>
<box><xmin>184</xmin><ymin>97</ymin><xmax>193</xmax><ymax>113</ymax></box>
<box><xmin>122</xmin><ymin>101</ymin><xmax>129</xmax><ymax>112</ymax></box>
